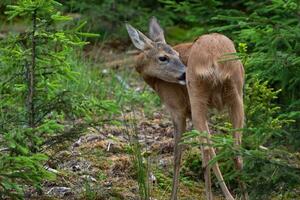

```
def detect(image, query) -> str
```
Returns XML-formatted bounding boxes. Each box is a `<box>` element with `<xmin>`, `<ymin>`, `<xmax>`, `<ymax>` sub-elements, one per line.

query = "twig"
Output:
<box><xmin>27</xmin><ymin>9</ymin><xmax>37</xmax><ymax>128</ymax></box>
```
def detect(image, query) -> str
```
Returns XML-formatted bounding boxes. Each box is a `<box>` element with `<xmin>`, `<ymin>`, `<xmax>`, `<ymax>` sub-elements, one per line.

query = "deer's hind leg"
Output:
<box><xmin>227</xmin><ymin>87</ymin><xmax>244</xmax><ymax>170</ymax></box>
<box><xmin>225</xmin><ymin>82</ymin><xmax>248</xmax><ymax>200</ymax></box>
<box><xmin>187</xmin><ymin>78</ymin><xmax>234</xmax><ymax>200</ymax></box>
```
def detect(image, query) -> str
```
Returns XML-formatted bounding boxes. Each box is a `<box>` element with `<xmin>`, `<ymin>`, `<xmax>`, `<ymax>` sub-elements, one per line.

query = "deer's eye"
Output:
<box><xmin>158</xmin><ymin>56</ymin><xmax>168</xmax><ymax>62</ymax></box>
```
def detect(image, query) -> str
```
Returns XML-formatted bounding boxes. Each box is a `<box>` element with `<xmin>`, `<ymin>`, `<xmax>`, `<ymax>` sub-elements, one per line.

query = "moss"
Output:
<box><xmin>182</xmin><ymin>148</ymin><xmax>203</xmax><ymax>181</ymax></box>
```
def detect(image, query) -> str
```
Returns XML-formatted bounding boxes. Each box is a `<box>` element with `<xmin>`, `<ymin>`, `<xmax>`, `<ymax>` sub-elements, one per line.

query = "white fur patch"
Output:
<box><xmin>179</xmin><ymin>80</ymin><xmax>186</xmax><ymax>85</ymax></box>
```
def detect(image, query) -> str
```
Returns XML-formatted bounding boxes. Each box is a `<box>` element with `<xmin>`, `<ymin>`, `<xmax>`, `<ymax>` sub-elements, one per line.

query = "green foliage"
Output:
<box><xmin>0</xmin><ymin>0</ymin><xmax>110</xmax><ymax>198</ymax></box>
<box><xmin>181</xmin><ymin>148</ymin><xmax>202</xmax><ymax>181</ymax></box>
<box><xmin>131</xmin><ymin>140</ymin><xmax>150</xmax><ymax>200</ymax></box>
<box><xmin>0</xmin><ymin>153</ymin><xmax>55</xmax><ymax>199</ymax></box>
<box><xmin>244</xmin><ymin>78</ymin><xmax>293</xmax><ymax>147</ymax></box>
<box><xmin>126</xmin><ymin>125</ymin><xmax>150</xmax><ymax>200</ymax></box>
<box><xmin>62</xmin><ymin>0</ymin><xmax>174</xmax><ymax>42</ymax></box>
<box><xmin>243</xmin><ymin>78</ymin><xmax>300</xmax><ymax>199</ymax></box>
<box><xmin>182</xmin><ymin>77</ymin><xmax>300</xmax><ymax>199</ymax></box>
<box><xmin>211</xmin><ymin>0</ymin><xmax>300</xmax><ymax>112</ymax></box>
<box><xmin>1</xmin><ymin>0</ymin><xmax>88</xmax><ymax>130</ymax></box>
<box><xmin>82</xmin><ymin>179</ymin><xmax>97</xmax><ymax>200</ymax></box>
<box><xmin>154</xmin><ymin>169</ymin><xmax>172</xmax><ymax>191</ymax></box>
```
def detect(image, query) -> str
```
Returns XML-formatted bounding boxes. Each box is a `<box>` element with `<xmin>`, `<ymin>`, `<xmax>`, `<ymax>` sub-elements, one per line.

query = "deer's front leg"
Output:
<box><xmin>170</xmin><ymin>112</ymin><xmax>186</xmax><ymax>200</ymax></box>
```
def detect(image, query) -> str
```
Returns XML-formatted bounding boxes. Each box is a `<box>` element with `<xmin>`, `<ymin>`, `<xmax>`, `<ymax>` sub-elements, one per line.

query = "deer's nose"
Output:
<box><xmin>178</xmin><ymin>72</ymin><xmax>186</xmax><ymax>81</ymax></box>
<box><xmin>177</xmin><ymin>72</ymin><xmax>186</xmax><ymax>85</ymax></box>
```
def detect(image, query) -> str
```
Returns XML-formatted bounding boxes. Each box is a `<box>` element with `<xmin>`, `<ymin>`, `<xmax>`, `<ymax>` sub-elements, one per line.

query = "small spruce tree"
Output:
<box><xmin>0</xmin><ymin>0</ymin><xmax>94</xmax><ymax>198</ymax></box>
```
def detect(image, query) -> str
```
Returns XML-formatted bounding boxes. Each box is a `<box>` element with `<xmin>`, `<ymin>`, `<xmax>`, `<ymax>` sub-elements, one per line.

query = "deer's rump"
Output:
<box><xmin>186</xmin><ymin>33</ymin><xmax>244</xmax><ymax>111</ymax></box>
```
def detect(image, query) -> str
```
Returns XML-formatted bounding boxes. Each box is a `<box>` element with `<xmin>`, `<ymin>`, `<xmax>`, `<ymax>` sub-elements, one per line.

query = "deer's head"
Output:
<box><xmin>126</xmin><ymin>17</ymin><xmax>186</xmax><ymax>85</ymax></box>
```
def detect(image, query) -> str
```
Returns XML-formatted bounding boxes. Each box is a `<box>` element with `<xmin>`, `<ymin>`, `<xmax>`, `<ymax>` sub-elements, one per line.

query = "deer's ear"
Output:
<box><xmin>149</xmin><ymin>17</ymin><xmax>166</xmax><ymax>43</ymax></box>
<box><xmin>126</xmin><ymin>23</ymin><xmax>153</xmax><ymax>51</ymax></box>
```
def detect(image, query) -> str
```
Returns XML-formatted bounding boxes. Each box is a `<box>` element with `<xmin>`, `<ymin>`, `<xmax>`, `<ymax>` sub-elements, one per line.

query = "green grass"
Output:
<box><xmin>64</xmin><ymin>50</ymin><xmax>160</xmax><ymax>122</ymax></box>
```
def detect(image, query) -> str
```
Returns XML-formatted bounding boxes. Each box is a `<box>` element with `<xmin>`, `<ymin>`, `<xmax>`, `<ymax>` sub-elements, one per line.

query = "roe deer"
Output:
<box><xmin>126</xmin><ymin>17</ymin><xmax>247</xmax><ymax>200</ymax></box>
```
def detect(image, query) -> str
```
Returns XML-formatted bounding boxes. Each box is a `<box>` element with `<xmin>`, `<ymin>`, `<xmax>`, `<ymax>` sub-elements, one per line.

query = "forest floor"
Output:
<box><xmin>24</xmin><ymin>45</ymin><xmax>226</xmax><ymax>200</ymax></box>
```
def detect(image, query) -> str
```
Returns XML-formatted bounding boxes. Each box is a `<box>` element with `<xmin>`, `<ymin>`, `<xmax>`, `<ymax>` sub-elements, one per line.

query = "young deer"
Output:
<box><xmin>126</xmin><ymin>17</ymin><xmax>247</xmax><ymax>200</ymax></box>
